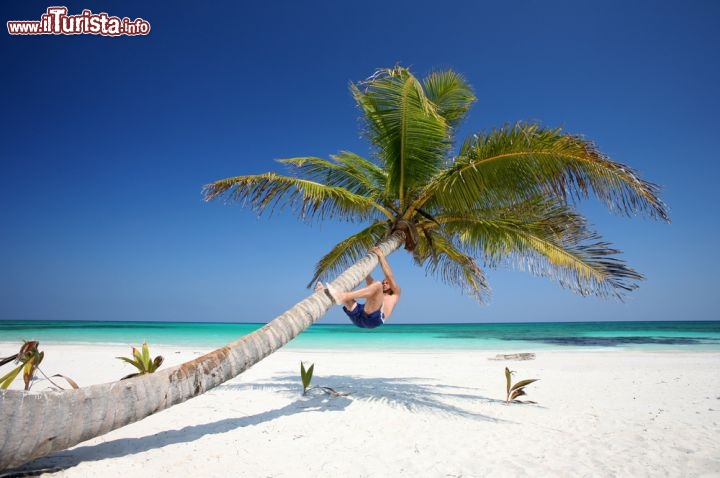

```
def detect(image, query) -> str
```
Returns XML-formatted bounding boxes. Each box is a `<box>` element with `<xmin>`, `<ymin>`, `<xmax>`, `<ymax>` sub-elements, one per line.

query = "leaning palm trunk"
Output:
<box><xmin>0</xmin><ymin>232</ymin><xmax>404</xmax><ymax>471</ymax></box>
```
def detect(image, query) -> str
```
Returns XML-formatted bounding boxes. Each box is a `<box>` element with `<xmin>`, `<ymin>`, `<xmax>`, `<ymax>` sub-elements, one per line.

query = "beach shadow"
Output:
<box><xmin>230</xmin><ymin>373</ymin><xmax>506</xmax><ymax>420</ymax></box>
<box><xmin>5</xmin><ymin>374</ymin><xmax>504</xmax><ymax>476</ymax></box>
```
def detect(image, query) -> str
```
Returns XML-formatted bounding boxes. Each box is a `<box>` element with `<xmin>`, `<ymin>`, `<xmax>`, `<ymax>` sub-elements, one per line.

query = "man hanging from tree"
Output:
<box><xmin>316</xmin><ymin>247</ymin><xmax>401</xmax><ymax>329</ymax></box>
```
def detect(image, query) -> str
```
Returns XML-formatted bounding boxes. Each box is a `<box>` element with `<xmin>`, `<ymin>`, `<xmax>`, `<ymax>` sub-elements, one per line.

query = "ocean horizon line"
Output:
<box><xmin>2</xmin><ymin>318</ymin><xmax>718</xmax><ymax>326</ymax></box>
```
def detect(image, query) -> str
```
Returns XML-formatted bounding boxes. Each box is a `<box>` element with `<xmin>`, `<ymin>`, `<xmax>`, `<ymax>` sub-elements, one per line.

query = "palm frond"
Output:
<box><xmin>412</xmin><ymin>229</ymin><xmax>490</xmax><ymax>302</ymax></box>
<box><xmin>436</xmin><ymin>198</ymin><xmax>643</xmax><ymax>299</ymax></box>
<box><xmin>203</xmin><ymin>173</ymin><xmax>388</xmax><ymax>223</ymax></box>
<box><xmin>351</xmin><ymin>67</ymin><xmax>450</xmax><ymax>206</ymax></box>
<box><xmin>411</xmin><ymin>123</ymin><xmax>669</xmax><ymax>221</ymax></box>
<box><xmin>423</xmin><ymin>69</ymin><xmax>476</xmax><ymax>129</ymax></box>
<box><xmin>277</xmin><ymin>153</ymin><xmax>386</xmax><ymax>202</ymax></box>
<box><xmin>306</xmin><ymin>221</ymin><xmax>389</xmax><ymax>287</ymax></box>
<box><xmin>330</xmin><ymin>151</ymin><xmax>389</xmax><ymax>196</ymax></box>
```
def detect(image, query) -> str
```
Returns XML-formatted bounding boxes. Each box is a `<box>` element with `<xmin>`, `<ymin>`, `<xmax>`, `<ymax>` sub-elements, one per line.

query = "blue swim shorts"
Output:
<box><xmin>343</xmin><ymin>303</ymin><xmax>385</xmax><ymax>329</ymax></box>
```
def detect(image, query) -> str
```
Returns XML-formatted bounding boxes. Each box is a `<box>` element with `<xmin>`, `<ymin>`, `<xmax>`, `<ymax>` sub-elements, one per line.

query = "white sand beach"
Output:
<box><xmin>3</xmin><ymin>343</ymin><xmax>719</xmax><ymax>477</ymax></box>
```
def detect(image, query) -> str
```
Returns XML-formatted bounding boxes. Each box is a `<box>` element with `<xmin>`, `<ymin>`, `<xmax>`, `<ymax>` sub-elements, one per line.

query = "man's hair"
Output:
<box><xmin>382</xmin><ymin>279</ymin><xmax>394</xmax><ymax>295</ymax></box>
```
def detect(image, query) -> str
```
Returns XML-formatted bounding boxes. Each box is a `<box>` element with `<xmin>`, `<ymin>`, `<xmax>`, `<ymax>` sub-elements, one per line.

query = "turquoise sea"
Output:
<box><xmin>1</xmin><ymin>320</ymin><xmax>719</xmax><ymax>351</ymax></box>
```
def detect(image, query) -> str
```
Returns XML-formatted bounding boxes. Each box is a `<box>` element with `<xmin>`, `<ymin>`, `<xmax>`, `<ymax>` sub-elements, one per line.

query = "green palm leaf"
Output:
<box><xmin>423</xmin><ymin>69</ymin><xmax>476</xmax><ymax>129</ymax></box>
<box><xmin>437</xmin><ymin>199</ymin><xmax>643</xmax><ymax>298</ymax></box>
<box><xmin>203</xmin><ymin>173</ymin><xmax>387</xmax><ymax>223</ymax></box>
<box><xmin>331</xmin><ymin>151</ymin><xmax>390</xmax><ymax>201</ymax></box>
<box><xmin>412</xmin><ymin>229</ymin><xmax>490</xmax><ymax>302</ymax></box>
<box><xmin>352</xmin><ymin>67</ymin><xmax>450</xmax><ymax>206</ymax></box>
<box><xmin>0</xmin><ymin>364</ymin><xmax>24</xmax><ymax>390</ymax></box>
<box><xmin>116</xmin><ymin>356</ymin><xmax>142</xmax><ymax>371</ymax></box>
<box><xmin>279</xmin><ymin>152</ymin><xmax>388</xmax><ymax>204</ymax></box>
<box><xmin>413</xmin><ymin>123</ymin><xmax>669</xmax><ymax>221</ymax></box>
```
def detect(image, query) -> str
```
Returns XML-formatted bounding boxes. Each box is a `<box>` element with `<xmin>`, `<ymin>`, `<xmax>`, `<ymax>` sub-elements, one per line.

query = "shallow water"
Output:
<box><xmin>1</xmin><ymin>320</ymin><xmax>719</xmax><ymax>351</ymax></box>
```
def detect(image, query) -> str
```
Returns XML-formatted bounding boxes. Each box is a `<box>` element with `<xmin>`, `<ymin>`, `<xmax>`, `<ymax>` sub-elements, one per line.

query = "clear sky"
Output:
<box><xmin>2</xmin><ymin>1</ymin><xmax>718</xmax><ymax>324</ymax></box>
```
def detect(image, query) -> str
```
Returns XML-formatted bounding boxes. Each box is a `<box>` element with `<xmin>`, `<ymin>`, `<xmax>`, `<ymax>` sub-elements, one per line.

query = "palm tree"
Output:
<box><xmin>0</xmin><ymin>66</ymin><xmax>667</xmax><ymax>471</ymax></box>
<box><xmin>205</xmin><ymin>66</ymin><xmax>668</xmax><ymax>300</ymax></box>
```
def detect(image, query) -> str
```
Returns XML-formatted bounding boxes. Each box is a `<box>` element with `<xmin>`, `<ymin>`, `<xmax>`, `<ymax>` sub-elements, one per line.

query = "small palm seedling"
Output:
<box><xmin>0</xmin><ymin>340</ymin><xmax>79</xmax><ymax>391</ymax></box>
<box><xmin>117</xmin><ymin>342</ymin><xmax>164</xmax><ymax>380</ymax></box>
<box><xmin>300</xmin><ymin>361</ymin><xmax>314</xmax><ymax>395</ymax></box>
<box><xmin>299</xmin><ymin>362</ymin><xmax>349</xmax><ymax>398</ymax></box>
<box><xmin>0</xmin><ymin>341</ymin><xmax>43</xmax><ymax>390</ymax></box>
<box><xmin>505</xmin><ymin>367</ymin><xmax>539</xmax><ymax>403</ymax></box>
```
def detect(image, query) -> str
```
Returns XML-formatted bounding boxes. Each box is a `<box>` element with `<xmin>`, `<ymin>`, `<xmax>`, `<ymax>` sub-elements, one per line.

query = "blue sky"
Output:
<box><xmin>2</xmin><ymin>1</ymin><xmax>718</xmax><ymax>324</ymax></box>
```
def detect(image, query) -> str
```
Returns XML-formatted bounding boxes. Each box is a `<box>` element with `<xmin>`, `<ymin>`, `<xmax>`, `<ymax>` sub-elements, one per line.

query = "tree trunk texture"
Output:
<box><xmin>0</xmin><ymin>232</ymin><xmax>404</xmax><ymax>471</ymax></box>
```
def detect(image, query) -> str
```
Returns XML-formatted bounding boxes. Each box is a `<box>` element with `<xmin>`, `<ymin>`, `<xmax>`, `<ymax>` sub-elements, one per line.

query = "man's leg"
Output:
<box><xmin>318</xmin><ymin>281</ymin><xmax>384</xmax><ymax>313</ymax></box>
<box><xmin>343</xmin><ymin>282</ymin><xmax>383</xmax><ymax>313</ymax></box>
<box><xmin>316</xmin><ymin>282</ymin><xmax>357</xmax><ymax>310</ymax></box>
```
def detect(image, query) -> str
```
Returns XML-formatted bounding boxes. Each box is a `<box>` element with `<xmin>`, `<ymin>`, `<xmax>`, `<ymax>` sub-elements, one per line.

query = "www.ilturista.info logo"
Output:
<box><xmin>7</xmin><ymin>7</ymin><xmax>150</xmax><ymax>36</ymax></box>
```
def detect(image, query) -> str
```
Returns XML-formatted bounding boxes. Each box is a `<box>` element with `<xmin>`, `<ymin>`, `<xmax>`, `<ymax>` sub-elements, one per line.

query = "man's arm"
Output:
<box><xmin>370</xmin><ymin>247</ymin><xmax>401</xmax><ymax>295</ymax></box>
